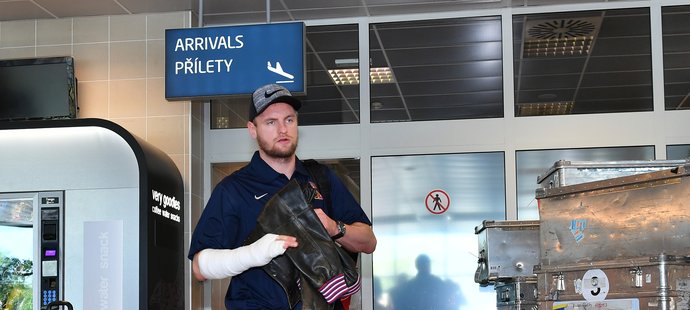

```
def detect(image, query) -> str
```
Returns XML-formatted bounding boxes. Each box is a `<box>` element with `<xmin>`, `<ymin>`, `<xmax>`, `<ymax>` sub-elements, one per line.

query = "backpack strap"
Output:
<box><xmin>302</xmin><ymin>159</ymin><xmax>359</xmax><ymax>264</ymax></box>
<box><xmin>303</xmin><ymin>159</ymin><xmax>333</xmax><ymax>215</ymax></box>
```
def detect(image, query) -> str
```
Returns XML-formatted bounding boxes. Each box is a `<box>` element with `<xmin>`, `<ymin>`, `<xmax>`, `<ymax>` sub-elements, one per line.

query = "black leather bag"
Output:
<box><xmin>245</xmin><ymin>180</ymin><xmax>358</xmax><ymax>309</ymax></box>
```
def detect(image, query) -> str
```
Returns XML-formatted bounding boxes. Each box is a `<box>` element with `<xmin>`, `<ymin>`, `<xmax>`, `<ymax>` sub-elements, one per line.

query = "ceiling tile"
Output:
<box><xmin>366</xmin><ymin>1</ymin><xmax>505</xmax><ymax>16</ymax></box>
<box><xmin>284</xmin><ymin>0</ymin><xmax>364</xmax><ymax>10</ymax></box>
<box><xmin>203</xmin><ymin>12</ymin><xmax>291</xmax><ymax>25</ymax></box>
<box><xmin>33</xmin><ymin>0</ymin><xmax>128</xmax><ymax>18</ymax></box>
<box><xmin>0</xmin><ymin>1</ymin><xmax>54</xmax><ymax>20</ymax></box>
<box><xmin>288</xmin><ymin>7</ymin><xmax>371</xmax><ymax>20</ymax></box>
<box><xmin>117</xmin><ymin>0</ymin><xmax>192</xmax><ymax>14</ymax></box>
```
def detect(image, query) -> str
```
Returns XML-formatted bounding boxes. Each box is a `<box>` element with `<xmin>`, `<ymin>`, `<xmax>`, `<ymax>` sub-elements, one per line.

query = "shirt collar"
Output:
<box><xmin>249</xmin><ymin>151</ymin><xmax>311</xmax><ymax>182</ymax></box>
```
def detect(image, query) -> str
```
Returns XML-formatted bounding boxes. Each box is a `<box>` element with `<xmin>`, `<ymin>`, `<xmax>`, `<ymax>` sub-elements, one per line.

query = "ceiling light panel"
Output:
<box><xmin>518</xmin><ymin>101</ymin><xmax>574</xmax><ymax>116</ymax></box>
<box><xmin>328</xmin><ymin>67</ymin><xmax>394</xmax><ymax>85</ymax></box>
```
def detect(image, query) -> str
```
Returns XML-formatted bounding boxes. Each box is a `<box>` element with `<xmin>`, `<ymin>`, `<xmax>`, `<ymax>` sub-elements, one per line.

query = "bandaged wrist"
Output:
<box><xmin>197</xmin><ymin>233</ymin><xmax>287</xmax><ymax>279</ymax></box>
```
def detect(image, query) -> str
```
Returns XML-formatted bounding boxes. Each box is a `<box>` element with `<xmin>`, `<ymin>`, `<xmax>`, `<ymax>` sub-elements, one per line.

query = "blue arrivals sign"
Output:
<box><xmin>165</xmin><ymin>22</ymin><xmax>305</xmax><ymax>100</ymax></box>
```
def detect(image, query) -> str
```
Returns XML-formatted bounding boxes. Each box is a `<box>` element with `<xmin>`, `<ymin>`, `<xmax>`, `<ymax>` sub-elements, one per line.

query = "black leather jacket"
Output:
<box><xmin>245</xmin><ymin>180</ymin><xmax>359</xmax><ymax>310</ymax></box>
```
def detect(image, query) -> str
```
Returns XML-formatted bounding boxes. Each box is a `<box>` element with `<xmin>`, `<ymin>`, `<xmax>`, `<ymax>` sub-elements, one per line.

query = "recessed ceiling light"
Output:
<box><xmin>328</xmin><ymin>67</ymin><xmax>394</xmax><ymax>85</ymax></box>
<box><xmin>517</xmin><ymin>101</ymin><xmax>574</xmax><ymax>116</ymax></box>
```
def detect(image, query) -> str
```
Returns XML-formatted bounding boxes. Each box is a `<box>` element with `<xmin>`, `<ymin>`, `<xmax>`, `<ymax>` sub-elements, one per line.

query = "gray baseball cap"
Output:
<box><xmin>249</xmin><ymin>84</ymin><xmax>302</xmax><ymax>120</ymax></box>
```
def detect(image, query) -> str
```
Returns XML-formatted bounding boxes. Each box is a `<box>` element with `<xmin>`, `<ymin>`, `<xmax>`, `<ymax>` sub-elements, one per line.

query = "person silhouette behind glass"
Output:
<box><xmin>390</xmin><ymin>254</ymin><xmax>463</xmax><ymax>310</ymax></box>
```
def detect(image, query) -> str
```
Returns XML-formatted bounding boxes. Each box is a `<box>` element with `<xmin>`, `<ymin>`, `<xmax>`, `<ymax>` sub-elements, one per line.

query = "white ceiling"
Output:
<box><xmin>0</xmin><ymin>0</ymin><xmax>191</xmax><ymax>21</ymax></box>
<box><xmin>0</xmin><ymin>0</ymin><xmax>621</xmax><ymax>25</ymax></box>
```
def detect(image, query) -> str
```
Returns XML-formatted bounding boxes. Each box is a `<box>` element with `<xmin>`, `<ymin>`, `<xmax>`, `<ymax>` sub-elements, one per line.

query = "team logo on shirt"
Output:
<box><xmin>309</xmin><ymin>181</ymin><xmax>324</xmax><ymax>200</ymax></box>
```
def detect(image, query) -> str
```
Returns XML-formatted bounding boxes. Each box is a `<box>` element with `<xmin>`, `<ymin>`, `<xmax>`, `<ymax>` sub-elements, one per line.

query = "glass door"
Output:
<box><xmin>0</xmin><ymin>192</ymin><xmax>39</xmax><ymax>310</ymax></box>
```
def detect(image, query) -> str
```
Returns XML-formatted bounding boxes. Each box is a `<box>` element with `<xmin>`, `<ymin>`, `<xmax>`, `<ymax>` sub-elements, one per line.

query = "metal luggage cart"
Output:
<box><xmin>535</xmin><ymin>163</ymin><xmax>690</xmax><ymax>309</ymax></box>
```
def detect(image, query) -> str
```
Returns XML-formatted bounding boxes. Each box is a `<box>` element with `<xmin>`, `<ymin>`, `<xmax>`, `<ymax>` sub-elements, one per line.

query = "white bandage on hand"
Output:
<box><xmin>197</xmin><ymin>233</ymin><xmax>287</xmax><ymax>279</ymax></box>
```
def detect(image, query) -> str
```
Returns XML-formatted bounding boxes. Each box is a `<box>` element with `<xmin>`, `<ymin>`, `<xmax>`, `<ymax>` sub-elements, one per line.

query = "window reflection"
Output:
<box><xmin>515</xmin><ymin>146</ymin><xmax>655</xmax><ymax>219</ymax></box>
<box><xmin>301</xmin><ymin>24</ymin><xmax>360</xmax><ymax>125</ymax></box>
<box><xmin>388</xmin><ymin>254</ymin><xmax>464</xmax><ymax>310</ymax></box>
<box><xmin>369</xmin><ymin>16</ymin><xmax>503</xmax><ymax>123</ymax></box>
<box><xmin>513</xmin><ymin>8</ymin><xmax>653</xmax><ymax>116</ymax></box>
<box><xmin>371</xmin><ymin>152</ymin><xmax>505</xmax><ymax>309</ymax></box>
<box><xmin>210</xmin><ymin>24</ymin><xmax>360</xmax><ymax>129</ymax></box>
<box><xmin>662</xmin><ymin>5</ymin><xmax>690</xmax><ymax>110</ymax></box>
<box><xmin>667</xmin><ymin>144</ymin><xmax>690</xmax><ymax>160</ymax></box>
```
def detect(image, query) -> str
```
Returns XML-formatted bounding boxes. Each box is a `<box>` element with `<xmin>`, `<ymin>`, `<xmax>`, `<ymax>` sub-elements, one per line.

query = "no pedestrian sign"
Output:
<box><xmin>425</xmin><ymin>189</ymin><xmax>450</xmax><ymax>214</ymax></box>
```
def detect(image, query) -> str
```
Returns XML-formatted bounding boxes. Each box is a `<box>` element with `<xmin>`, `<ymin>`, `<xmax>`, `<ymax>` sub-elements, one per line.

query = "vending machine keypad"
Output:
<box><xmin>39</xmin><ymin>193</ymin><xmax>63</xmax><ymax>309</ymax></box>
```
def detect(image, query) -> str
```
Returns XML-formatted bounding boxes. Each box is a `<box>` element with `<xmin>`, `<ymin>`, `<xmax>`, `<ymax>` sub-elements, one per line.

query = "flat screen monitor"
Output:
<box><xmin>0</xmin><ymin>56</ymin><xmax>77</xmax><ymax>121</ymax></box>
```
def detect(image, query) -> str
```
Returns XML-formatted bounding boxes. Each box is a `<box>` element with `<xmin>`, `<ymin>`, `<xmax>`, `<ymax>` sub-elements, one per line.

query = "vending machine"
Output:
<box><xmin>0</xmin><ymin>118</ymin><xmax>184</xmax><ymax>310</ymax></box>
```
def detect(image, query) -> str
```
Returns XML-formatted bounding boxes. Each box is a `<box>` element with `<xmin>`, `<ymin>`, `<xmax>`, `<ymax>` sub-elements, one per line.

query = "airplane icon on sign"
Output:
<box><xmin>267</xmin><ymin>61</ymin><xmax>294</xmax><ymax>83</ymax></box>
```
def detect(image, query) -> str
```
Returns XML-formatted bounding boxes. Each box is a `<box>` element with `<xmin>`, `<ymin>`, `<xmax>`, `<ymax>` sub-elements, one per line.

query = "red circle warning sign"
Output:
<box><xmin>425</xmin><ymin>189</ymin><xmax>450</xmax><ymax>214</ymax></box>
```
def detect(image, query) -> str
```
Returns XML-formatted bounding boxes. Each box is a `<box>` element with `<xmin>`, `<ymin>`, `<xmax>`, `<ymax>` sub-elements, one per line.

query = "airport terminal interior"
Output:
<box><xmin>1</xmin><ymin>0</ymin><xmax>690</xmax><ymax>309</ymax></box>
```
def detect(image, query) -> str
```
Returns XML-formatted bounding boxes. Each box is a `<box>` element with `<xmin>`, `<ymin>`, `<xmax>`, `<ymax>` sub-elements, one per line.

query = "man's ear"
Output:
<box><xmin>247</xmin><ymin>121</ymin><xmax>257</xmax><ymax>139</ymax></box>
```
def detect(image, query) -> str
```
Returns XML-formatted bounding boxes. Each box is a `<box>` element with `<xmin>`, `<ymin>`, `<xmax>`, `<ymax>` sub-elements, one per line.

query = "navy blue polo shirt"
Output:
<box><xmin>188</xmin><ymin>151</ymin><xmax>371</xmax><ymax>310</ymax></box>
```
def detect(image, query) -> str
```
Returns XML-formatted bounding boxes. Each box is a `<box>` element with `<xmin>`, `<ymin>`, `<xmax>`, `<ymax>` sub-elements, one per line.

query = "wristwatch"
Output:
<box><xmin>332</xmin><ymin>221</ymin><xmax>346</xmax><ymax>240</ymax></box>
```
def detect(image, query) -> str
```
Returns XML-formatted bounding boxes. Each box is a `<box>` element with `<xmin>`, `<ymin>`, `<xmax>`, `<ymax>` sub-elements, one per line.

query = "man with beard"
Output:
<box><xmin>188</xmin><ymin>84</ymin><xmax>377</xmax><ymax>309</ymax></box>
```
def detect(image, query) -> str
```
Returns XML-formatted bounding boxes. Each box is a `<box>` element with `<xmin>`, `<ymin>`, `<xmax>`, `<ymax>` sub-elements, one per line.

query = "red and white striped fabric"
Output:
<box><xmin>318</xmin><ymin>273</ymin><xmax>361</xmax><ymax>304</ymax></box>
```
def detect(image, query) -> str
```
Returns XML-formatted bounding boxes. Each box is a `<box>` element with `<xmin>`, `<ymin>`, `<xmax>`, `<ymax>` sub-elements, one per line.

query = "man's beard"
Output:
<box><xmin>258</xmin><ymin>136</ymin><xmax>298</xmax><ymax>159</ymax></box>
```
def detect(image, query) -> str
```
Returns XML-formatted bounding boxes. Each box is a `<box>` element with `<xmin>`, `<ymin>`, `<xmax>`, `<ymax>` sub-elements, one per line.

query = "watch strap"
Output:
<box><xmin>332</xmin><ymin>221</ymin><xmax>346</xmax><ymax>240</ymax></box>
